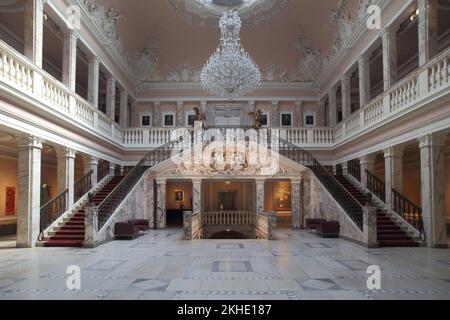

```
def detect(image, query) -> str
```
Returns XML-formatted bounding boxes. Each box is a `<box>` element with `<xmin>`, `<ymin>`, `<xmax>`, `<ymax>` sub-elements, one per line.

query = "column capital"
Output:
<box><xmin>88</xmin><ymin>54</ymin><xmax>101</xmax><ymax>63</ymax></box>
<box><xmin>120</xmin><ymin>90</ymin><xmax>128</xmax><ymax>98</ymax></box>
<box><xmin>176</xmin><ymin>101</ymin><xmax>184</xmax><ymax>107</ymax></box>
<box><xmin>153</xmin><ymin>101</ymin><xmax>161</xmax><ymax>108</ymax></box>
<box><xmin>62</xmin><ymin>28</ymin><xmax>80</xmax><ymax>40</ymax></box>
<box><xmin>418</xmin><ymin>133</ymin><xmax>446</xmax><ymax>148</ymax></box>
<box><xmin>294</xmin><ymin>100</ymin><xmax>303</xmax><ymax>108</ymax></box>
<box><xmin>17</xmin><ymin>135</ymin><xmax>43</xmax><ymax>149</ymax></box>
<box><xmin>271</xmin><ymin>100</ymin><xmax>279</xmax><ymax>107</ymax></box>
<box><xmin>255</xmin><ymin>178</ymin><xmax>266</xmax><ymax>186</ymax></box>
<box><xmin>56</xmin><ymin>147</ymin><xmax>76</xmax><ymax>159</ymax></box>
<box><xmin>340</xmin><ymin>73</ymin><xmax>351</xmax><ymax>82</ymax></box>
<box><xmin>360</xmin><ymin>154</ymin><xmax>376</xmax><ymax>165</ymax></box>
<box><xmin>156</xmin><ymin>177</ymin><xmax>167</xmax><ymax>185</ymax></box>
<box><xmin>384</xmin><ymin>146</ymin><xmax>404</xmax><ymax>158</ymax></box>
<box><xmin>290</xmin><ymin>177</ymin><xmax>302</xmax><ymax>184</ymax></box>
<box><xmin>358</xmin><ymin>53</ymin><xmax>370</xmax><ymax>64</ymax></box>
<box><xmin>191</xmin><ymin>178</ymin><xmax>203</xmax><ymax>185</ymax></box>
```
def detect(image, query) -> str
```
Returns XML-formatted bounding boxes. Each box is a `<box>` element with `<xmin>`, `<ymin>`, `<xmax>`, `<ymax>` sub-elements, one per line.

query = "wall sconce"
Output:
<box><xmin>410</xmin><ymin>9</ymin><xmax>419</xmax><ymax>21</ymax></box>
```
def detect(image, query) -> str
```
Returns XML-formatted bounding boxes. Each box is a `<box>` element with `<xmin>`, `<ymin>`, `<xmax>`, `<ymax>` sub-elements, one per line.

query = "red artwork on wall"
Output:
<box><xmin>5</xmin><ymin>187</ymin><xmax>15</xmax><ymax>216</ymax></box>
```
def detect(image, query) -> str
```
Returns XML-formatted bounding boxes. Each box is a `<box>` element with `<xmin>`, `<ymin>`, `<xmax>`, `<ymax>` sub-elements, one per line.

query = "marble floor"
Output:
<box><xmin>0</xmin><ymin>229</ymin><xmax>450</xmax><ymax>300</ymax></box>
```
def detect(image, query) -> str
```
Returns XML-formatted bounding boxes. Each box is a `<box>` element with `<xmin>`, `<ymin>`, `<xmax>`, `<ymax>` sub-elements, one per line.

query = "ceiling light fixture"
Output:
<box><xmin>200</xmin><ymin>10</ymin><xmax>262</xmax><ymax>100</ymax></box>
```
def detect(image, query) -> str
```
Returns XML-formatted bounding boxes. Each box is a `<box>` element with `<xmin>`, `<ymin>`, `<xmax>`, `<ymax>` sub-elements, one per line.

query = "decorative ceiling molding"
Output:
<box><xmin>166</xmin><ymin>0</ymin><xmax>291</xmax><ymax>27</ymax></box>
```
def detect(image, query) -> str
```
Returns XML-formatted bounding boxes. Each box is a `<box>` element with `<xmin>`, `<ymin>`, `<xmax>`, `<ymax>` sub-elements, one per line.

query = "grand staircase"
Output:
<box><xmin>42</xmin><ymin>176</ymin><xmax>125</xmax><ymax>247</ymax></box>
<box><xmin>334</xmin><ymin>175</ymin><xmax>419</xmax><ymax>247</ymax></box>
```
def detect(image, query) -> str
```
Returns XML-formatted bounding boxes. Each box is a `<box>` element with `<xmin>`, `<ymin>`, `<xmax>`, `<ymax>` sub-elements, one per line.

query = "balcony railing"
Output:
<box><xmin>203</xmin><ymin>211</ymin><xmax>255</xmax><ymax>225</ymax></box>
<box><xmin>0</xmin><ymin>40</ymin><xmax>448</xmax><ymax>152</ymax></box>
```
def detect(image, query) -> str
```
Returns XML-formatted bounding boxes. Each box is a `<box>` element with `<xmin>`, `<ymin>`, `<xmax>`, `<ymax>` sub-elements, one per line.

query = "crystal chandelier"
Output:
<box><xmin>201</xmin><ymin>10</ymin><xmax>262</xmax><ymax>100</ymax></box>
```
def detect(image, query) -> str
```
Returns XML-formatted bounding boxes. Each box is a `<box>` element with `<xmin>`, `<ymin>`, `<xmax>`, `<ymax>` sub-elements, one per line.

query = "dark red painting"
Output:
<box><xmin>5</xmin><ymin>187</ymin><xmax>15</xmax><ymax>216</ymax></box>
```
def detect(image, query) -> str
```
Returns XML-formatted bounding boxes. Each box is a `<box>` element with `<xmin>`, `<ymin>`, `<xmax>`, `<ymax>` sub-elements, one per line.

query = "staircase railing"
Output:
<box><xmin>39</xmin><ymin>189</ymin><xmax>68</xmax><ymax>238</ymax></box>
<box><xmin>74</xmin><ymin>170</ymin><xmax>93</xmax><ymax>203</ymax></box>
<box><xmin>392</xmin><ymin>189</ymin><xmax>424</xmax><ymax>239</ymax></box>
<box><xmin>279</xmin><ymin>138</ymin><xmax>364</xmax><ymax>230</ymax></box>
<box><xmin>366</xmin><ymin>170</ymin><xmax>386</xmax><ymax>202</ymax></box>
<box><xmin>97</xmin><ymin>138</ymin><xmax>183</xmax><ymax>230</ymax></box>
<box><xmin>97</xmin><ymin>160</ymin><xmax>110</xmax><ymax>182</ymax></box>
<box><xmin>348</xmin><ymin>160</ymin><xmax>361</xmax><ymax>182</ymax></box>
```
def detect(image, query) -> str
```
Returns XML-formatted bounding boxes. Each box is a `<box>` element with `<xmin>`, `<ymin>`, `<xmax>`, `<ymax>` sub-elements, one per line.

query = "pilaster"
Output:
<box><xmin>106</xmin><ymin>77</ymin><xmax>116</xmax><ymax>121</ymax></box>
<box><xmin>291</xmin><ymin>178</ymin><xmax>301</xmax><ymax>229</ymax></box>
<box><xmin>56</xmin><ymin>147</ymin><xmax>76</xmax><ymax>207</ymax></box>
<box><xmin>384</xmin><ymin>146</ymin><xmax>404</xmax><ymax>209</ymax></box>
<box><xmin>87</xmin><ymin>55</ymin><xmax>100</xmax><ymax>108</ymax></box>
<box><xmin>156</xmin><ymin>178</ymin><xmax>167</xmax><ymax>229</ymax></box>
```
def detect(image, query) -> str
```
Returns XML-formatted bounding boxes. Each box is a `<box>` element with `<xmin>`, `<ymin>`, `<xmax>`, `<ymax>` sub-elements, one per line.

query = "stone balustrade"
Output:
<box><xmin>203</xmin><ymin>211</ymin><xmax>255</xmax><ymax>225</ymax></box>
<box><xmin>0</xmin><ymin>39</ymin><xmax>448</xmax><ymax>152</ymax></box>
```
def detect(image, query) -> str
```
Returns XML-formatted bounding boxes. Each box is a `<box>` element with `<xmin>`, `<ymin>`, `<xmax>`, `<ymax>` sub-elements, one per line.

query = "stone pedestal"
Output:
<box><xmin>24</xmin><ymin>0</ymin><xmax>47</xmax><ymax>68</ymax></box>
<box><xmin>183</xmin><ymin>211</ymin><xmax>193</xmax><ymax>240</ymax></box>
<box><xmin>156</xmin><ymin>179</ymin><xmax>166</xmax><ymax>229</ymax></box>
<box><xmin>84</xmin><ymin>206</ymin><xmax>98</xmax><ymax>247</ymax></box>
<box><xmin>106</xmin><ymin>77</ymin><xmax>116</xmax><ymax>121</ymax></box>
<box><xmin>268</xmin><ymin>211</ymin><xmax>277</xmax><ymax>240</ymax></box>
<box><xmin>119</xmin><ymin>91</ymin><xmax>129</xmax><ymax>128</ymax></box>
<box><xmin>291</xmin><ymin>178</ymin><xmax>301</xmax><ymax>229</ymax></box>
<box><xmin>363</xmin><ymin>205</ymin><xmax>378</xmax><ymax>248</ymax></box>
<box><xmin>418</xmin><ymin>0</ymin><xmax>438</xmax><ymax>66</ymax></box>
<box><xmin>384</xmin><ymin>146</ymin><xmax>403</xmax><ymax>209</ymax></box>
<box><xmin>419</xmin><ymin>133</ymin><xmax>447</xmax><ymax>248</ymax></box>
<box><xmin>62</xmin><ymin>30</ymin><xmax>78</xmax><ymax>91</ymax></box>
<box><xmin>88</xmin><ymin>55</ymin><xmax>100</xmax><ymax>108</ymax></box>
<box><xmin>16</xmin><ymin>136</ymin><xmax>42</xmax><ymax>248</ymax></box>
<box><xmin>328</xmin><ymin>89</ymin><xmax>337</xmax><ymax>127</ymax></box>
<box><xmin>57</xmin><ymin>147</ymin><xmax>76</xmax><ymax>207</ymax></box>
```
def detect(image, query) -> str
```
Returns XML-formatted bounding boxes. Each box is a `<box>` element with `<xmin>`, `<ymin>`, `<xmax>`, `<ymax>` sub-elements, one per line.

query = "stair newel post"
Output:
<box><xmin>84</xmin><ymin>206</ymin><xmax>98</xmax><ymax>248</ymax></box>
<box><xmin>363</xmin><ymin>204</ymin><xmax>378</xmax><ymax>248</ymax></box>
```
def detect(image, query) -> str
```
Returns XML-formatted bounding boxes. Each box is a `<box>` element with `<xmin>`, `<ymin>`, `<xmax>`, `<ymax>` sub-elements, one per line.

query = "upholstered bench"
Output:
<box><xmin>114</xmin><ymin>222</ymin><xmax>141</xmax><ymax>240</ymax></box>
<box><xmin>317</xmin><ymin>221</ymin><xmax>340</xmax><ymax>238</ymax></box>
<box><xmin>305</xmin><ymin>218</ymin><xmax>327</xmax><ymax>230</ymax></box>
<box><xmin>127</xmin><ymin>219</ymin><xmax>150</xmax><ymax>232</ymax></box>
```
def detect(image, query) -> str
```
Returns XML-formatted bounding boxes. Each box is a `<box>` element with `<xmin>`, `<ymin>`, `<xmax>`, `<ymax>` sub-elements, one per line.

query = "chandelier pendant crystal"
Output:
<box><xmin>201</xmin><ymin>10</ymin><xmax>262</xmax><ymax>100</ymax></box>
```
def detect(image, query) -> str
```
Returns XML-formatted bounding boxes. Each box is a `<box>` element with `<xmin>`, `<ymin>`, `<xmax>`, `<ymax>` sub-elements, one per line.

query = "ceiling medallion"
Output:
<box><xmin>200</xmin><ymin>10</ymin><xmax>262</xmax><ymax>100</ymax></box>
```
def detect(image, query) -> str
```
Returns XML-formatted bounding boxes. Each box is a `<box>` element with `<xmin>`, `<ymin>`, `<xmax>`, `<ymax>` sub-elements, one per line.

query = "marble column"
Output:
<box><xmin>360</xmin><ymin>154</ymin><xmax>376</xmax><ymax>188</ymax></box>
<box><xmin>17</xmin><ymin>136</ymin><xmax>42</xmax><ymax>248</ymax></box>
<box><xmin>156</xmin><ymin>179</ymin><xmax>167</xmax><ymax>229</ymax></box>
<box><xmin>176</xmin><ymin>101</ymin><xmax>185</xmax><ymax>127</ymax></box>
<box><xmin>271</xmin><ymin>101</ymin><xmax>279</xmax><ymax>127</ymax></box>
<box><xmin>255</xmin><ymin>179</ymin><xmax>265</xmax><ymax>215</ymax></box>
<box><xmin>384</xmin><ymin>146</ymin><xmax>404</xmax><ymax>208</ymax></box>
<box><xmin>358</xmin><ymin>54</ymin><xmax>371</xmax><ymax>107</ymax></box>
<box><xmin>57</xmin><ymin>147</ymin><xmax>76</xmax><ymax>207</ymax></box>
<box><xmin>328</xmin><ymin>88</ymin><xmax>337</xmax><ymax>127</ymax></box>
<box><xmin>295</xmin><ymin>101</ymin><xmax>303</xmax><ymax>127</ymax></box>
<box><xmin>381</xmin><ymin>26</ymin><xmax>398</xmax><ymax>90</ymax></box>
<box><xmin>119</xmin><ymin>90</ymin><xmax>128</xmax><ymax>128</ymax></box>
<box><xmin>62</xmin><ymin>30</ymin><xmax>78</xmax><ymax>91</ymax></box>
<box><xmin>342</xmin><ymin>161</ymin><xmax>349</xmax><ymax>175</ymax></box>
<box><xmin>84</xmin><ymin>206</ymin><xmax>98</xmax><ymax>247</ymax></box>
<box><xmin>341</xmin><ymin>74</ymin><xmax>351</xmax><ymax>120</ymax></box>
<box><xmin>192</xmin><ymin>179</ymin><xmax>202</xmax><ymax>219</ymax></box>
<box><xmin>82</xmin><ymin>155</ymin><xmax>98</xmax><ymax>188</ymax></box>
<box><xmin>109</xmin><ymin>162</ymin><xmax>116</xmax><ymax>176</ymax></box>
<box><xmin>418</xmin><ymin>0</ymin><xmax>438</xmax><ymax>66</ymax></box>
<box><xmin>153</xmin><ymin>101</ymin><xmax>161</xmax><ymax>127</ymax></box>
<box><xmin>106</xmin><ymin>77</ymin><xmax>116</xmax><ymax>121</ymax></box>
<box><xmin>419</xmin><ymin>133</ymin><xmax>447</xmax><ymax>248</ymax></box>
<box><xmin>24</xmin><ymin>0</ymin><xmax>47</xmax><ymax>67</ymax></box>
<box><xmin>317</xmin><ymin>100</ymin><xmax>326</xmax><ymax>127</ymax></box>
<box><xmin>363</xmin><ymin>204</ymin><xmax>378</xmax><ymax>248</ymax></box>
<box><xmin>87</xmin><ymin>55</ymin><xmax>100</xmax><ymax>108</ymax></box>
<box><xmin>147</xmin><ymin>178</ymin><xmax>155</xmax><ymax>228</ymax></box>
<box><xmin>291</xmin><ymin>178</ymin><xmax>301</xmax><ymax>229</ymax></box>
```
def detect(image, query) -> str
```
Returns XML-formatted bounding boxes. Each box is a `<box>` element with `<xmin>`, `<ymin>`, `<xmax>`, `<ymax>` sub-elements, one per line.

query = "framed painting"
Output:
<box><xmin>174</xmin><ymin>190</ymin><xmax>184</xmax><ymax>203</ymax></box>
<box><xmin>5</xmin><ymin>187</ymin><xmax>15</xmax><ymax>216</ymax></box>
